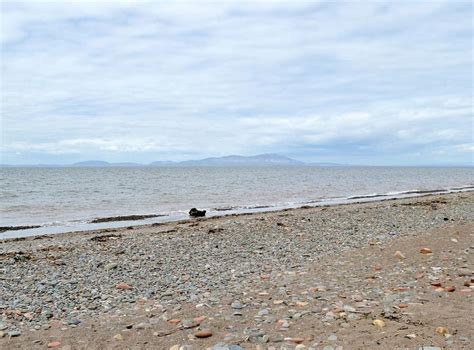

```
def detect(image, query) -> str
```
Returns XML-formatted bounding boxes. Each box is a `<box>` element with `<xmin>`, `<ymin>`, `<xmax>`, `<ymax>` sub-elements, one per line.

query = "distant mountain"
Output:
<box><xmin>1</xmin><ymin>154</ymin><xmax>348</xmax><ymax>167</ymax></box>
<box><xmin>177</xmin><ymin>153</ymin><xmax>304</xmax><ymax>166</ymax></box>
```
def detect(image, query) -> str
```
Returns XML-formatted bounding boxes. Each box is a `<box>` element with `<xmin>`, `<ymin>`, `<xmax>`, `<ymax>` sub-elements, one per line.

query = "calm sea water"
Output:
<box><xmin>1</xmin><ymin>166</ymin><xmax>473</xmax><ymax>236</ymax></box>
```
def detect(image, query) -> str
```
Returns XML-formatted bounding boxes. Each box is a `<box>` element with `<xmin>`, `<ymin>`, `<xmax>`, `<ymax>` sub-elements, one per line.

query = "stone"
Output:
<box><xmin>195</xmin><ymin>330</ymin><xmax>213</xmax><ymax>338</ymax></box>
<box><xmin>231</xmin><ymin>301</ymin><xmax>243</xmax><ymax>309</ymax></box>
<box><xmin>189</xmin><ymin>208</ymin><xmax>206</xmax><ymax>218</ymax></box>
<box><xmin>328</xmin><ymin>334</ymin><xmax>337</xmax><ymax>341</ymax></box>
<box><xmin>291</xmin><ymin>337</ymin><xmax>304</xmax><ymax>344</ymax></box>
<box><xmin>193</xmin><ymin>316</ymin><xmax>206</xmax><ymax>323</ymax></box>
<box><xmin>169</xmin><ymin>345</ymin><xmax>180</xmax><ymax>350</ymax></box>
<box><xmin>444</xmin><ymin>286</ymin><xmax>456</xmax><ymax>292</ymax></box>
<box><xmin>458</xmin><ymin>268</ymin><xmax>472</xmax><ymax>277</ymax></box>
<box><xmin>47</xmin><ymin>341</ymin><xmax>61</xmax><ymax>348</ymax></box>
<box><xmin>435</xmin><ymin>327</ymin><xmax>448</xmax><ymax>335</ymax></box>
<box><xmin>113</xmin><ymin>334</ymin><xmax>124</xmax><ymax>341</ymax></box>
<box><xmin>405</xmin><ymin>334</ymin><xmax>416</xmax><ymax>339</ymax></box>
<box><xmin>343</xmin><ymin>305</ymin><xmax>356</xmax><ymax>312</ymax></box>
<box><xmin>105</xmin><ymin>263</ymin><xmax>118</xmax><ymax>270</ymax></box>
<box><xmin>258</xmin><ymin>308</ymin><xmax>269</xmax><ymax>316</ymax></box>
<box><xmin>116</xmin><ymin>282</ymin><xmax>132</xmax><ymax>290</ymax></box>
<box><xmin>394</xmin><ymin>251</ymin><xmax>406</xmax><ymax>259</ymax></box>
<box><xmin>182</xmin><ymin>319</ymin><xmax>197</xmax><ymax>329</ymax></box>
<box><xmin>372</xmin><ymin>319</ymin><xmax>385</xmax><ymax>328</ymax></box>
<box><xmin>270</xmin><ymin>334</ymin><xmax>284</xmax><ymax>342</ymax></box>
<box><xmin>0</xmin><ymin>331</ymin><xmax>5</xmax><ymax>338</ymax></box>
<box><xmin>135</xmin><ymin>322</ymin><xmax>148</xmax><ymax>330</ymax></box>
<box><xmin>68</xmin><ymin>319</ymin><xmax>81</xmax><ymax>326</ymax></box>
<box><xmin>8</xmin><ymin>330</ymin><xmax>21</xmax><ymax>337</ymax></box>
<box><xmin>420</xmin><ymin>247</ymin><xmax>432</xmax><ymax>254</ymax></box>
<box><xmin>23</xmin><ymin>312</ymin><xmax>34</xmax><ymax>320</ymax></box>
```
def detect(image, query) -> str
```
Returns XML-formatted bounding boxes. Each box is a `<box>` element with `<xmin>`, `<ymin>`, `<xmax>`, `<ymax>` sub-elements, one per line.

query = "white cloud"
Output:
<box><xmin>1</xmin><ymin>0</ymin><xmax>472</xmax><ymax>164</ymax></box>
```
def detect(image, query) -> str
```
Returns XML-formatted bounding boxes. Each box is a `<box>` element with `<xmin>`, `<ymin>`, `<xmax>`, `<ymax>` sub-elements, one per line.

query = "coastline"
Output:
<box><xmin>1</xmin><ymin>184</ymin><xmax>473</xmax><ymax>240</ymax></box>
<box><xmin>1</xmin><ymin>191</ymin><xmax>473</xmax><ymax>349</ymax></box>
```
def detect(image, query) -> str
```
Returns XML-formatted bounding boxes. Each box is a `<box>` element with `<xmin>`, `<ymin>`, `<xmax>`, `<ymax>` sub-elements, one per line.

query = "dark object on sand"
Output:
<box><xmin>189</xmin><ymin>208</ymin><xmax>206</xmax><ymax>218</ymax></box>
<box><xmin>0</xmin><ymin>225</ymin><xmax>42</xmax><ymax>233</ymax></box>
<box><xmin>90</xmin><ymin>214</ymin><xmax>164</xmax><ymax>223</ymax></box>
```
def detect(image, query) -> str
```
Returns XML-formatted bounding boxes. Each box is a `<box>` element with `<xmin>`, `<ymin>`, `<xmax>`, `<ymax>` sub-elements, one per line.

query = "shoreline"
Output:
<box><xmin>1</xmin><ymin>191</ymin><xmax>473</xmax><ymax>349</ymax></box>
<box><xmin>1</xmin><ymin>184</ymin><xmax>473</xmax><ymax>240</ymax></box>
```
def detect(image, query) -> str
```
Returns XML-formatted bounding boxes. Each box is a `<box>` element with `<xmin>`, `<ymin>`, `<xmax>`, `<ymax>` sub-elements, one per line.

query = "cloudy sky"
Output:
<box><xmin>1</xmin><ymin>0</ymin><xmax>472</xmax><ymax>165</ymax></box>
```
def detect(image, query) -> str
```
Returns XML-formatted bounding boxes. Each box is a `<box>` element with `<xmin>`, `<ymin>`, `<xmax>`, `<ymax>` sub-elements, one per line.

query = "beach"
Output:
<box><xmin>1</xmin><ymin>191</ymin><xmax>473</xmax><ymax>349</ymax></box>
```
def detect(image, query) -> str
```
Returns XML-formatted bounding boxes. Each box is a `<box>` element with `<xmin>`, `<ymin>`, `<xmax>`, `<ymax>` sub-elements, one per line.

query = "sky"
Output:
<box><xmin>1</xmin><ymin>0</ymin><xmax>473</xmax><ymax>165</ymax></box>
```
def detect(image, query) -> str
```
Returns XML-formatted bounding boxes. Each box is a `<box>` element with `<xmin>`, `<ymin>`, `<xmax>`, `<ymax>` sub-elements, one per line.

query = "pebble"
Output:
<box><xmin>116</xmin><ymin>282</ymin><xmax>132</xmax><ymax>290</ymax></box>
<box><xmin>394</xmin><ymin>251</ymin><xmax>406</xmax><ymax>259</ymax></box>
<box><xmin>372</xmin><ymin>319</ymin><xmax>385</xmax><ymax>328</ymax></box>
<box><xmin>231</xmin><ymin>301</ymin><xmax>243</xmax><ymax>309</ymax></box>
<box><xmin>195</xmin><ymin>330</ymin><xmax>213</xmax><ymax>338</ymax></box>
<box><xmin>420</xmin><ymin>247</ymin><xmax>433</xmax><ymax>254</ymax></box>
<box><xmin>8</xmin><ymin>330</ymin><xmax>21</xmax><ymax>337</ymax></box>
<box><xmin>135</xmin><ymin>322</ymin><xmax>148</xmax><ymax>330</ymax></box>
<box><xmin>182</xmin><ymin>319</ymin><xmax>196</xmax><ymax>329</ymax></box>
<box><xmin>435</xmin><ymin>327</ymin><xmax>449</xmax><ymax>335</ymax></box>
<box><xmin>47</xmin><ymin>341</ymin><xmax>61</xmax><ymax>348</ymax></box>
<box><xmin>113</xmin><ymin>334</ymin><xmax>123</xmax><ymax>341</ymax></box>
<box><xmin>343</xmin><ymin>305</ymin><xmax>356</xmax><ymax>312</ymax></box>
<box><xmin>291</xmin><ymin>337</ymin><xmax>304</xmax><ymax>344</ymax></box>
<box><xmin>105</xmin><ymin>262</ymin><xmax>118</xmax><ymax>270</ymax></box>
<box><xmin>328</xmin><ymin>334</ymin><xmax>337</xmax><ymax>341</ymax></box>
<box><xmin>458</xmin><ymin>268</ymin><xmax>472</xmax><ymax>276</ymax></box>
<box><xmin>258</xmin><ymin>308</ymin><xmax>269</xmax><ymax>316</ymax></box>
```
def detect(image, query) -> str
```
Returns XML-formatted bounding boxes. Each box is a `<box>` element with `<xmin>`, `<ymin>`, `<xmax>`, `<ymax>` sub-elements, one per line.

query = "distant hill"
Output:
<box><xmin>177</xmin><ymin>153</ymin><xmax>304</xmax><ymax>166</ymax></box>
<box><xmin>1</xmin><ymin>154</ymin><xmax>347</xmax><ymax>167</ymax></box>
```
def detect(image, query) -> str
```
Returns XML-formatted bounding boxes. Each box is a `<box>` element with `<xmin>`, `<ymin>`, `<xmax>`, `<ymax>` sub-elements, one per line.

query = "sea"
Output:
<box><xmin>1</xmin><ymin>166</ymin><xmax>473</xmax><ymax>238</ymax></box>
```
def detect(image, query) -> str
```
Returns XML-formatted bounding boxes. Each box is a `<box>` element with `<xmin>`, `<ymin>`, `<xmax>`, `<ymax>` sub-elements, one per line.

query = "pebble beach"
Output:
<box><xmin>1</xmin><ymin>192</ymin><xmax>473</xmax><ymax>349</ymax></box>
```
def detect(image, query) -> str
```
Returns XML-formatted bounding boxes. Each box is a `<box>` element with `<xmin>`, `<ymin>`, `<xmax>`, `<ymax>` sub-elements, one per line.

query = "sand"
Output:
<box><xmin>1</xmin><ymin>192</ymin><xmax>473</xmax><ymax>349</ymax></box>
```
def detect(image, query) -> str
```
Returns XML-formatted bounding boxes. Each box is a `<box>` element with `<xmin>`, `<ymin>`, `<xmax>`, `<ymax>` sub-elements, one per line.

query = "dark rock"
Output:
<box><xmin>189</xmin><ymin>208</ymin><xmax>206</xmax><ymax>218</ymax></box>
